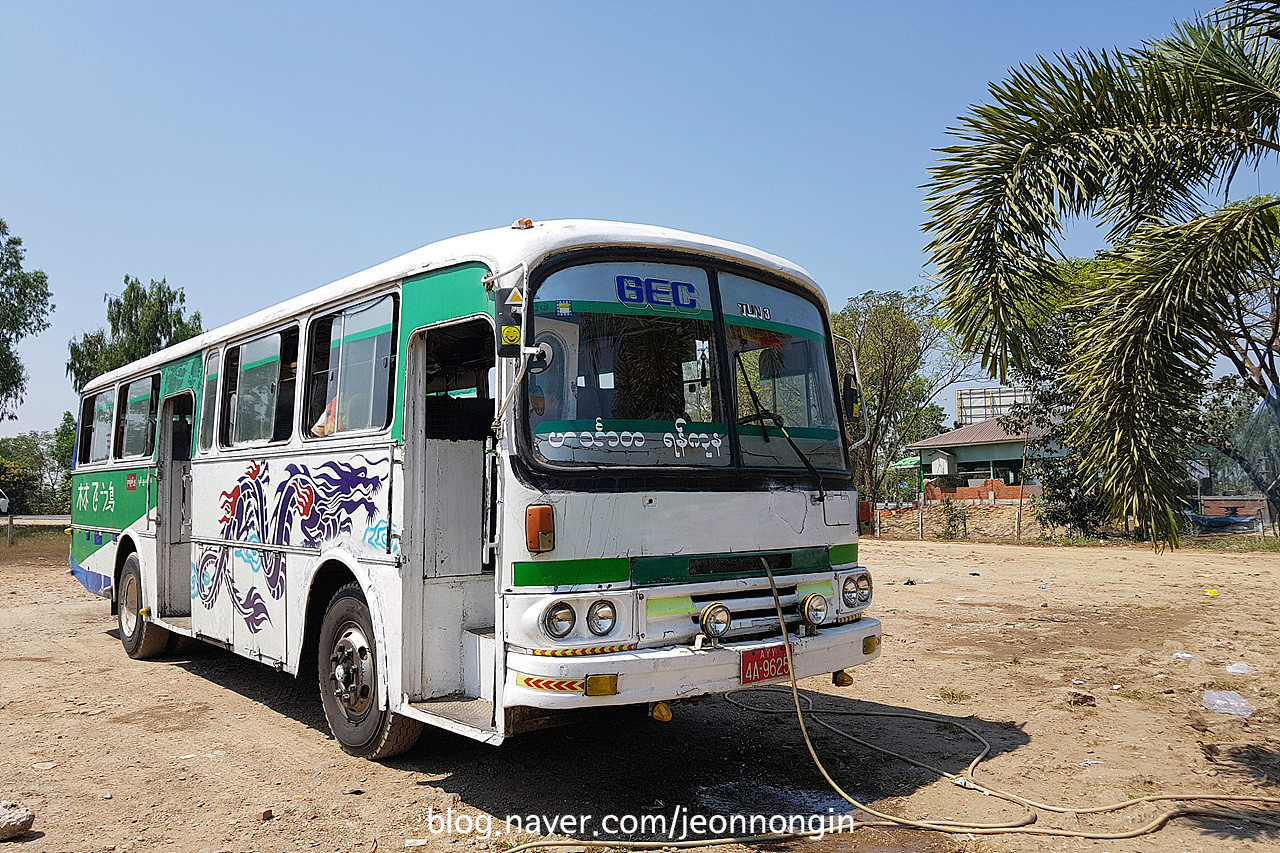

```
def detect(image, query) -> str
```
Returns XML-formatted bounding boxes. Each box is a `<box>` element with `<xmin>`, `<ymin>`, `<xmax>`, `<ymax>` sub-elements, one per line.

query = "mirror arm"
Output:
<box><xmin>493</xmin><ymin>263</ymin><xmax>536</xmax><ymax>436</ymax></box>
<box><xmin>833</xmin><ymin>333</ymin><xmax>871</xmax><ymax>451</ymax></box>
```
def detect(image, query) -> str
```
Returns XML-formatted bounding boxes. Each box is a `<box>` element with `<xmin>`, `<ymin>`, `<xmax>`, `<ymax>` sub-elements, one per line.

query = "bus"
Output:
<box><xmin>68</xmin><ymin>219</ymin><xmax>880</xmax><ymax>758</ymax></box>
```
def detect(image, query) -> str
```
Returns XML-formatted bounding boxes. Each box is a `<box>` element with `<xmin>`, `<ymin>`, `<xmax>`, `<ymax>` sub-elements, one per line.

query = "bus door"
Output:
<box><xmin>157</xmin><ymin>394</ymin><xmax>195</xmax><ymax>618</ymax></box>
<box><xmin>402</xmin><ymin>318</ymin><xmax>497</xmax><ymax>704</ymax></box>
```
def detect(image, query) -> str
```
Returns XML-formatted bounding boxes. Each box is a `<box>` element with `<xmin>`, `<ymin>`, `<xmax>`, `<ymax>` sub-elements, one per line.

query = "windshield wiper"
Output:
<box><xmin>734</xmin><ymin>352</ymin><xmax>826</xmax><ymax>502</ymax></box>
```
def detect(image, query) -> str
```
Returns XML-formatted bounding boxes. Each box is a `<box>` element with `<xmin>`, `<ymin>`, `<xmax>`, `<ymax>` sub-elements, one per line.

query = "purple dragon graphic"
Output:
<box><xmin>195</xmin><ymin>456</ymin><xmax>388</xmax><ymax>634</ymax></box>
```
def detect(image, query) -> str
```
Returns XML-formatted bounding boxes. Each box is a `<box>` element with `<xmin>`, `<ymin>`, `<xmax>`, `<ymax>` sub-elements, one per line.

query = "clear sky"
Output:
<box><xmin>1</xmin><ymin>0</ymin><xmax>1212</xmax><ymax>434</ymax></box>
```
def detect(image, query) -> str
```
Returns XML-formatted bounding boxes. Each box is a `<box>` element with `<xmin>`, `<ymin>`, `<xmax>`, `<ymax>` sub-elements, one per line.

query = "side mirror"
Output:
<box><xmin>0</xmin><ymin>490</ymin><xmax>9</xmax><ymax>515</ymax></box>
<box><xmin>842</xmin><ymin>373</ymin><xmax>862</xmax><ymax>423</ymax></box>
<box><xmin>496</xmin><ymin>286</ymin><xmax>524</xmax><ymax>359</ymax></box>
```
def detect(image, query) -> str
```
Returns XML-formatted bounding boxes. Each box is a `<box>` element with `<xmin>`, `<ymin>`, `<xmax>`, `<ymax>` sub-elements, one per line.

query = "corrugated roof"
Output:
<box><xmin>907</xmin><ymin>417</ymin><xmax>1048</xmax><ymax>451</ymax></box>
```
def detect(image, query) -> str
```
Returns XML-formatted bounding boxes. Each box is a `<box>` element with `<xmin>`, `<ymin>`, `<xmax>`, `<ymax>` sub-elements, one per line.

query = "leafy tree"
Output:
<box><xmin>0</xmin><ymin>219</ymin><xmax>54</xmax><ymax>420</ymax></box>
<box><xmin>923</xmin><ymin>3</ymin><xmax>1280</xmax><ymax>543</ymax></box>
<box><xmin>831</xmin><ymin>288</ymin><xmax>973</xmax><ymax>503</ymax></box>
<box><xmin>0</xmin><ymin>458</ymin><xmax>39</xmax><ymax>515</ymax></box>
<box><xmin>67</xmin><ymin>276</ymin><xmax>202</xmax><ymax>392</ymax></box>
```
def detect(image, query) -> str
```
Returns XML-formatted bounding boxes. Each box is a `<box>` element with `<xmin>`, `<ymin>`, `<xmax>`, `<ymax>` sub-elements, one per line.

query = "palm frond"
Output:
<box><xmin>1213</xmin><ymin>1</ymin><xmax>1280</xmax><ymax>39</ymax></box>
<box><xmin>924</xmin><ymin>22</ymin><xmax>1280</xmax><ymax>378</ymax></box>
<box><xmin>1066</xmin><ymin>200</ymin><xmax>1280</xmax><ymax>543</ymax></box>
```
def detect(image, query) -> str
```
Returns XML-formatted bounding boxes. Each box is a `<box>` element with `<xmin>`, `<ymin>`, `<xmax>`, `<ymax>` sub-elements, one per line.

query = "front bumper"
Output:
<box><xmin>505</xmin><ymin>617</ymin><xmax>881</xmax><ymax>709</ymax></box>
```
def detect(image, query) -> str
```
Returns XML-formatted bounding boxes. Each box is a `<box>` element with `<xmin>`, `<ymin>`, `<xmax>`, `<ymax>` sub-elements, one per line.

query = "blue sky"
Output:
<box><xmin>1</xmin><ymin>0</ymin><xmax>1212</xmax><ymax>434</ymax></box>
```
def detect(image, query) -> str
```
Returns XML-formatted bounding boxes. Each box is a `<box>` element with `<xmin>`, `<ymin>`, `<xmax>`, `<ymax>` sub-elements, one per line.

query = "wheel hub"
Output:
<box><xmin>328</xmin><ymin>623</ymin><xmax>373</xmax><ymax>718</ymax></box>
<box><xmin>120</xmin><ymin>572</ymin><xmax>140</xmax><ymax>637</ymax></box>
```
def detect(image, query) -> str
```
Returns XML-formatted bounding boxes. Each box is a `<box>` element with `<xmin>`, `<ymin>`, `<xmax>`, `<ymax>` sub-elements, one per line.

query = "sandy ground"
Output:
<box><xmin>2</xmin><ymin>531</ymin><xmax>1278</xmax><ymax>853</ymax></box>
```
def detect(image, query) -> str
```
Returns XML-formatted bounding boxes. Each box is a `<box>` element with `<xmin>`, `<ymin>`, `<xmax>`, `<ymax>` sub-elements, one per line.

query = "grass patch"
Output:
<box><xmin>1204</xmin><ymin>680</ymin><xmax>1248</xmax><ymax>692</ymax></box>
<box><xmin>0</xmin><ymin>525</ymin><xmax>69</xmax><ymax>564</ymax></box>
<box><xmin>938</xmin><ymin>687</ymin><xmax>972</xmax><ymax>704</ymax></box>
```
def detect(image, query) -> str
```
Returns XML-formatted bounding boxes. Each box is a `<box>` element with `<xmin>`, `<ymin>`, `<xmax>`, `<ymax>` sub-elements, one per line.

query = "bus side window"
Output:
<box><xmin>198</xmin><ymin>351</ymin><xmax>220</xmax><ymax>451</ymax></box>
<box><xmin>218</xmin><ymin>348</ymin><xmax>240</xmax><ymax>447</ymax></box>
<box><xmin>79</xmin><ymin>388</ymin><xmax>116</xmax><ymax>464</ymax></box>
<box><xmin>273</xmin><ymin>328</ymin><xmax>300</xmax><ymax>442</ymax></box>
<box><xmin>115</xmin><ymin>375</ymin><xmax>160</xmax><ymax>458</ymax></box>
<box><xmin>306</xmin><ymin>294</ymin><xmax>397</xmax><ymax>437</ymax></box>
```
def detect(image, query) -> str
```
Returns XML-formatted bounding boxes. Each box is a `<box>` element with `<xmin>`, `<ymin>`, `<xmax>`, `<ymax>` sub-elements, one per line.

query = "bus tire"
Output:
<box><xmin>317</xmin><ymin>582</ymin><xmax>422</xmax><ymax>759</ymax></box>
<box><xmin>117</xmin><ymin>553</ymin><xmax>170</xmax><ymax>659</ymax></box>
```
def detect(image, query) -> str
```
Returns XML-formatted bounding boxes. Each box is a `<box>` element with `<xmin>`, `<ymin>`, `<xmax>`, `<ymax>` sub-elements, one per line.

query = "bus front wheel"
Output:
<box><xmin>317</xmin><ymin>582</ymin><xmax>422</xmax><ymax>759</ymax></box>
<box><xmin>117</xmin><ymin>553</ymin><xmax>171</xmax><ymax>659</ymax></box>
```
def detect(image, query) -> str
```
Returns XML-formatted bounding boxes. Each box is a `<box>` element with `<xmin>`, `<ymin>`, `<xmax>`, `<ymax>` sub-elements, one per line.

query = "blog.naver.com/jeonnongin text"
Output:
<box><xmin>407</xmin><ymin>807</ymin><xmax>861</xmax><ymax>844</ymax></box>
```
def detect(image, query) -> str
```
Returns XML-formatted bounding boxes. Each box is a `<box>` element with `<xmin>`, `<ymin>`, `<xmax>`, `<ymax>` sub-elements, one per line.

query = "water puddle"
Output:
<box><xmin>695</xmin><ymin>779</ymin><xmax>866</xmax><ymax>816</ymax></box>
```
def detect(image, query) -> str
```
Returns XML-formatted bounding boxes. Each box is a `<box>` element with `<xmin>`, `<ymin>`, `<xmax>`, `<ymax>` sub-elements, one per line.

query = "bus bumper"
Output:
<box><xmin>504</xmin><ymin>617</ymin><xmax>881</xmax><ymax>709</ymax></box>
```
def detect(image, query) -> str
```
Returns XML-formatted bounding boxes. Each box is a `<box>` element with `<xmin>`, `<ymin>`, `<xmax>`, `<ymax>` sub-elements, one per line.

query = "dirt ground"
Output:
<box><xmin>2</xmin><ymin>530</ymin><xmax>1278</xmax><ymax>853</ymax></box>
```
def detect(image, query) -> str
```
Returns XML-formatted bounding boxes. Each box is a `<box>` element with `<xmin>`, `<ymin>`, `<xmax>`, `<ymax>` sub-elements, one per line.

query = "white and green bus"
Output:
<box><xmin>69</xmin><ymin>219</ymin><xmax>880</xmax><ymax>758</ymax></box>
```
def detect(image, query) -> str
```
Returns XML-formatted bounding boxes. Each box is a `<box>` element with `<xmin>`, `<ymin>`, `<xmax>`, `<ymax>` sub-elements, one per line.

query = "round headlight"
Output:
<box><xmin>802</xmin><ymin>593</ymin><xmax>829</xmax><ymax>626</ymax></box>
<box><xmin>699</xmin><ymin>603</ymin><xmax>732</xmax><ymax>638</ymax></box>
<box><xmin>587</xmin><ymin>600</ymin><xmax>616</xmax><ymax>636</ymax></box>
<box><xmin>543</xmin><ymin>601</ymin><xmax>576</xmax><ymax>638</ymax></box>
<box><xmin>855</xmin><ymin>573</ymin><xmax>872</xmax><ymax>603</ymax></box>
<box><xmin>842</xmin><ymin>575</ymin><xmax>859</xmax><ymax>608</ymax></box>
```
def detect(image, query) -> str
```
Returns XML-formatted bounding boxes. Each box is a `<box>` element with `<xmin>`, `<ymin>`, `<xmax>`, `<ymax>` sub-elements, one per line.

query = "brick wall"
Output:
<box><xmin>923</xmin><ymin>479</ymin><xmax>1040</xmax><ymax>504</ymax></box>
<box><xmin>1199</xmin><ymin>497</ymin><xmax>1267</xmax><ymax>518</ymax></box>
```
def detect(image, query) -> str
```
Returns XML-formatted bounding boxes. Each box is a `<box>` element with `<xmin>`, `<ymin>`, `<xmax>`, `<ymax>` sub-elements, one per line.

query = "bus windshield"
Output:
<box><xmin>528</xmin><ymin>261</ymin><xmax>847</xmax><ymax>472</ymax></box>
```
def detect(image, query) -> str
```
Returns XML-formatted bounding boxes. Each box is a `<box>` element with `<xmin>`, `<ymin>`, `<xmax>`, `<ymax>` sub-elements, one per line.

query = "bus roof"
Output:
<box><xmin>79</xmin><ymin>219</ymin><xmax>826</xmax><ymax>395</ymax></box>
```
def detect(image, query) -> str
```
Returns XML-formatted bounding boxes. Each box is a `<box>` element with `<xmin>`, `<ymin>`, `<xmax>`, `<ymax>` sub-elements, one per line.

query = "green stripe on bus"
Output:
<box><xmin>645</xmin><ymin>595</ymin><xmax>694</xmax><ymax>617</ymax></box>
<box><xmin>738</xmin><ymin>424</ymin><xmax>840</xmax><ymax>440</ymax></box>
<box><xmin>342</xmin><ymin>324</ymin><xmax>392</xmax><ymax>345</ymax></box>
<box><xmin>796</xmin><ymin>579</ymin><xmax>834</xmax><ymax>600</ymax></box>
<box><xmin>512</xmin><ymin>557</ymin><xmax>631</xmax><ymax>586</ymax></box>
<box><xmin>241</xmin><ymin>354</ymin><xmax>280</xmax><ymax>371</ymax></box>
<box><xmin>632</xmin><ymin>547</ymin><xmax>829</xmax><ymax>586</ymax></box>
<box><xmin>828</xmin><ymin>543</ymin><xmax>858</xmax><ymax>566</ymax></box>
<box><xmin>724</xmin><ymin>315</ymin><xmax>825</xmax><ymax>342</ymax></box>
<box><xmin>532</xmin><ymin>300</ymin><xmax>715</xmax><ymax>323</ymax></box>
<box><xmin>534</xmin><ymin>419</ymin><xmax>728</xmax><ymax>435</ymax></box>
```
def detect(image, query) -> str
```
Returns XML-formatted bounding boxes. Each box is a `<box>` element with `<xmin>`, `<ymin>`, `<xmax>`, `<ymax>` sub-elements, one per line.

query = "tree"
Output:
<box><xmin>67</xmin><ymin>276</ymin><xmax>203</xmax><ymax>392</ymax></box>
<box><xmin>0</xmin><ymin>219</ymin><xmax>54</xmax><ymax>419</ymax></box>
<box><xmin>923</xmin><ymin>2</ymin><xmax>1280</xmax><ymax>544</ymax></box>
<box><xmin>831</xmin><ymin>288</ymin><xmax>973</xmax><ymax>503</ymax></box>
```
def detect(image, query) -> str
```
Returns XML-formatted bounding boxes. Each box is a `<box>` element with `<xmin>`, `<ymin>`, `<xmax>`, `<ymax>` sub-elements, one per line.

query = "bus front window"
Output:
<box><xmin>528</xmin><ymin>261</ymin><xmax>849</xmax><ymax>475</ymax></box>
<box><xmin>720</xmin><ymin>272</ymin><xmax>845</xmax><ymax>471</ymax></box>
<box><xmin>530</xmin><ymin>262</ymin><xmax>730</xmax><ymax>467</ymax></box>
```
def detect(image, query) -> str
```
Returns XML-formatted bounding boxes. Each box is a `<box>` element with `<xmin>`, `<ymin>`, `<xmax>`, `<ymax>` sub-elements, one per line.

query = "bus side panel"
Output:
<box><xmin>69</xmin><ymin>466</ymin><xmax>153</xmax><ymax>598</ymax></box>
<box><xmin>190</xmin><ymin>449</ymin><xmax>396</xmax><ymax>665</ymax></box>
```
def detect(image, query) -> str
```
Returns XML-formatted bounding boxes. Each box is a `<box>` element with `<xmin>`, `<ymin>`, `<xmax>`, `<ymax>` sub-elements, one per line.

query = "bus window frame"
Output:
<box><xmin>513</xmin><ymin>247</ymin><xmax>855</xmax><ymax>491</ymax></box>
<box><xmin>197</xmin><ymin>348</ymin><xmax>221</xmax><ymax>454</ymax></box>
<box><xmin>301</xmin><ymin>291</ymin><xmax>400</xmax><ymax>443</ymax></box>
<box><xmin>113</xmin><ymin>373</ymin><xmax>162</xmax><ymax>461</ymax></box>
<box><xmin>78</xmin><ymin>386</ymin><xmax>119</xmax><ymax>468</ymax></box>
<box><xmin>217</xmin><ymin>323</ymin><xmax>301</xmax><ymax>450</ymax></box>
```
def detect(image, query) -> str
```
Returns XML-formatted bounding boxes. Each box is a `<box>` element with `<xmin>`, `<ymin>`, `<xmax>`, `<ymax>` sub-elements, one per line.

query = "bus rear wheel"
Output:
<box><xmin>117</xmin><ymin>553</ymin><xmax>170</xmax><ymax>659</ymax></box>
<box><xmin>317</xmin><ymin>582</ymin><xmax>422</xmax><ymax>759</ymax></box>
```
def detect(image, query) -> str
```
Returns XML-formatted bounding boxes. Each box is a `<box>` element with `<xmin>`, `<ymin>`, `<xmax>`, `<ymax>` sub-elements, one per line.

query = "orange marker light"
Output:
<box><xmin>526</xmin><ymin>504</ymin><xmax>555</xmax><ymax>552</ymax></box>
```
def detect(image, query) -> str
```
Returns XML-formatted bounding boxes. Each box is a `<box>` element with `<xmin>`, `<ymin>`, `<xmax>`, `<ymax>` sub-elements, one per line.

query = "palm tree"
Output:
<box><xmin>923</xmin><ymin>1</ymin><xmax>1280</xmax><ymax>543</ymax></box>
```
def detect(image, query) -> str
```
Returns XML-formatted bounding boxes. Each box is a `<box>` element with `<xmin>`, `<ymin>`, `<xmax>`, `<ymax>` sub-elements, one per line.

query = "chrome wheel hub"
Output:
<box><xmin>120</xmin><ymin>573</ymin><xmax>140</xmax><ymax>637</ymax></box>
<box><xmin>328</xmin><ymin>622</ymin><xmax>373</xmax><ymax>718</ymax></box>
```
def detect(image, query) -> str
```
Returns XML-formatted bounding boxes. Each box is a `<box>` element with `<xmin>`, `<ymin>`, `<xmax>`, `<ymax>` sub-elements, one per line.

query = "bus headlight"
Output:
<box><xmin>842</xmin><ymin>575</ymin><xmax>859</xmax><ymax>608</ymax></box>
<box><xmin>587</xmin><ymin>600</ymin><xmax>616</xmax><ymax>636</ymax></box>
<box><xmin>699</xmin><ymin>603</ymin><xmax>732</xmax><ymax>638</ymax></box>
<box><xmin>542</xmin><ymin>601</ymin><xmax>576</xmax><ymax>638</ymax></box>
<box><xmin>802</xmin><ymin>593</ymin><xmax>829</xmax><ymax>626</ymax></box>
<box><xmin>855</xmin><ymin>573</ymin><xmax>872</xmax><ymax>604</ymax></box>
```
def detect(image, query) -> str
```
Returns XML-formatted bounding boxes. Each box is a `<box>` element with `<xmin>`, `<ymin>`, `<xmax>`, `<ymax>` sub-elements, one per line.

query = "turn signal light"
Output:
<box><xmin>526</xmin><ymin>504</ymin><xmax>555</xmax><ymax>552</ymax></box>
<box><xmin>863</xmin><ymin>635</ymin><xmax>881</xmax><ymax>655</ymax></box>
<box><xmin>584</xmin><ymin>674</ymin><xmax>618</xmax><ymax>696</ymax></box>
<box><xmin>651</xmin><ymin>701</ymin><xmax>673</xmax><ymax>722</ymax></box>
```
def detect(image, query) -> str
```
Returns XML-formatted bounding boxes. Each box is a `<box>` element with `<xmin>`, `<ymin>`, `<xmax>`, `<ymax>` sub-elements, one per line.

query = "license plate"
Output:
<box><xmin>740</xmin><ymin>644</ymin><xmax>791</xmax><ymax>684</ymax></box>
